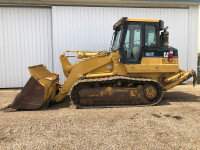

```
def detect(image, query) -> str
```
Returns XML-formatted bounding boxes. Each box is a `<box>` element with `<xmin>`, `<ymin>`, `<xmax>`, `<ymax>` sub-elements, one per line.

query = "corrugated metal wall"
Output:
<box><xmin>0</xmin><ymin>6</ymin><xmax>198</xmax><ymax>88</ymax></box>
<box><xmin>188</xmin><ymin>6</ymin><xmax>199</xmax><ymax>73</ymax></box>
<box><xmin>0</xmin><ymin>7</ymin><xmax>52</xmax><ymax>88</ymax></box>
<box><xmin>52</xmin><ymin>6</ymin><xmax>189</xmax><ymax>83</ymax></box>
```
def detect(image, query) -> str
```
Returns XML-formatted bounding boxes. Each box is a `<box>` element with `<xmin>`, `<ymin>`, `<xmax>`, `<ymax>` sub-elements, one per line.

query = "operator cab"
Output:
<box><xmin>111</xmin><ymin>17</ymin><xmax>177</xmax><ymax>64</ymax></box>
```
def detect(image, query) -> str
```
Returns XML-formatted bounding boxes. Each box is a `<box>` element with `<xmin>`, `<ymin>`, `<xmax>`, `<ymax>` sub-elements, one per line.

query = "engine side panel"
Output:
<box><xmin>125</xmin><ymin>58</ymin><xmax>179</xmax><ymax>73</ymax></box>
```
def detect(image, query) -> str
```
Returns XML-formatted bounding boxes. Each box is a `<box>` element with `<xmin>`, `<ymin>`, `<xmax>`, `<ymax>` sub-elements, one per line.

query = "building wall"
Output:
<box><xmin>0</xmin><ymin>5</ymin><xmax>199</xmax><ymax>88</ymax></box>
<box><xmin>199</xmin><ymin>6</ymin><xmax>200</xmax><ymax>53</ymax></box>
<box><xmin>0</xmin><ymin>7</ymin><xmax>52</xmax><ymax>88</ymax></box>
<box><xmin>188</xmin><ymin>6</ymin><xmax>199</xmax><ymax>74</ymax></box>
<box><xmin>52</xmin><ymin>6</ymin><xmax>190</xmax><ymax>83</ymax></box>
<box><xmin>0</xmin><ymin>0</ymin><xmax>199</xmax><ymax>7</ymax></box>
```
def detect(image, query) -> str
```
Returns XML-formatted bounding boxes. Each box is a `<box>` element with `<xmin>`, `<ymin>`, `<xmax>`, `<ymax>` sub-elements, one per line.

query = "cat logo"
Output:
<box><xmin>164</xmin><ymin>52</ymin><xmax>169</xmax><ymax>58</ymax></box>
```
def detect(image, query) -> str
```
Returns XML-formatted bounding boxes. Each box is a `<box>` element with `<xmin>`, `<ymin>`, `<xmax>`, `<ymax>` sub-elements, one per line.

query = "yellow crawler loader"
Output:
<box><xmin>10</xmin><ymin>17</ymin><xmax>196</xmax><ymax>109</ymax></box>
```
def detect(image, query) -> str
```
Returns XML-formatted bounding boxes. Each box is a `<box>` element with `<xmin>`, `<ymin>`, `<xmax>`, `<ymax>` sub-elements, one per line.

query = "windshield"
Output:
<box><xmin>112</xmin><ymin>27</ymin><xmax>122</xmax><ymax>51</ymax></box>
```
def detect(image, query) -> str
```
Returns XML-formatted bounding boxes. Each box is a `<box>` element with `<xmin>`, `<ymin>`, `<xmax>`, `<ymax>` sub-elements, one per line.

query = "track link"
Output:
<box><xmin>70</xmin><ymin>76</ymin><xmax>163</xmax><ymax>108</ymax></box>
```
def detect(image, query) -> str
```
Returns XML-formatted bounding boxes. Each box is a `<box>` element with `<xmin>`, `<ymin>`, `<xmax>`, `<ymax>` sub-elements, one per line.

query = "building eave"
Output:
<box><xmin>0</xmin><ymin>0</ymin><xmax>199</xmax><ymax>8</ymax></box>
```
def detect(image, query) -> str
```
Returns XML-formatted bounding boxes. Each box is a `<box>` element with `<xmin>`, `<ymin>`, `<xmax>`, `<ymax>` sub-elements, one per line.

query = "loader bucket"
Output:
<box><xmin>10</xmin><ymin>65</ymin><xmax>59</xmax><ymax>110</ymax></box>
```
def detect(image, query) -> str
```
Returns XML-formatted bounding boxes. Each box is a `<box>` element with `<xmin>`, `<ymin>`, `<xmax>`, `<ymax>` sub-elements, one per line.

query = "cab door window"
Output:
<box><xmin>124</xmin><ymin>24</ymin><xmax>141</xmax><ymax>61</ymax></box>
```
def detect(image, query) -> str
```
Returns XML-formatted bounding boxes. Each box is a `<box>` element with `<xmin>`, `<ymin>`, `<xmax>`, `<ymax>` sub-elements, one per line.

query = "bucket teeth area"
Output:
<box><xmin>10</xmin><ymin>65</ymin><xmax>60</xmax><ymax>110</ymax></box>
<box><xmin>11</xmin><ymin>77</ymin><xmax>45</xmax><ymax>110</ymax></box>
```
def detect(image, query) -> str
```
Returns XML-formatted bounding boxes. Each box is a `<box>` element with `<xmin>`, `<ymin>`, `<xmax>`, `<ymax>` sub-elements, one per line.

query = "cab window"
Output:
<box><xmin>145</xmin><ymin>25</ymin><xmax>156</xmax><ymax>47</ymax></box>
<box><xmin>124</xmin><ymin>24</ymin><xmax>141</xmax><ymax>61</ymax></box>
<box><xmin>112</xmin><ymin>26</ymin><xmax>122</xmax><ymax>51</ymax></box>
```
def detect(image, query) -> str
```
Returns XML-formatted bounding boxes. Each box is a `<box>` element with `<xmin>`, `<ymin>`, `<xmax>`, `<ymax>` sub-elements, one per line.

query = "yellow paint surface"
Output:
<box><xmin>126</xmin><ymin>18</ymin><xmax>159</xmax><ymax>22</ymax></box>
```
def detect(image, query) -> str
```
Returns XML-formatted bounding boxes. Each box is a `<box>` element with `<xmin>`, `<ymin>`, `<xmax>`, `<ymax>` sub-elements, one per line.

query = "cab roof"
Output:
<box><xmin>113</xmin><ymin>17</ymin><xmax>160</xmax><ymax>30</ymax></box>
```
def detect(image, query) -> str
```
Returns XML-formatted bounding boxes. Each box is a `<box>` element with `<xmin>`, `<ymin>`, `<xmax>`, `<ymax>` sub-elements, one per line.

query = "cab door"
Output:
<box><xmin>124</xmin><ymin>22</ymin><xmax>160</xmax><ymax>73</ymax></box>
<box><xmin>123</xmin><ymin>22</ymin><xmax>142</xmax><ymax>64</ymax></box>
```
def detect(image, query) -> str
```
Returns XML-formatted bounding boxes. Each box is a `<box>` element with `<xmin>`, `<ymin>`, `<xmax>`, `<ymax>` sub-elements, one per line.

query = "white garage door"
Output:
<box><xmin>0</xmin><ymin>7</ymin><xmax>52</xmax><ymax>88</ymax></box>
<box><xmin>52</xmin><ymin>6</ymin><xmax>189</xmax><ymax>83</ymax></box>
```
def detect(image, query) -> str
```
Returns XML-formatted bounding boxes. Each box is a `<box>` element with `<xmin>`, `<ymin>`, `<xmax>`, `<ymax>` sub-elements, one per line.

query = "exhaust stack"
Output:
<box><xmin>161</xmin><ymin>26</ymin><xmax>169</xmax><ymax>47</ymax></box>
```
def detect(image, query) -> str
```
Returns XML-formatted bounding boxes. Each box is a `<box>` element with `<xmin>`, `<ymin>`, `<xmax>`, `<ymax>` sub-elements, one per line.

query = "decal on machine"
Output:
<box><xmin>163</xmin><ymin>52</ymin><xmax>169</xmax><ymax>58</ymax></box>
<box><xmin>145</xmin><ymin>52</ymin><xmax>155</xmax><ymax>57</ymax></box>
<box><xmin>106</xmin><ymin>65</ymin><xmax>112</xmax><ymax>68</ymax></box>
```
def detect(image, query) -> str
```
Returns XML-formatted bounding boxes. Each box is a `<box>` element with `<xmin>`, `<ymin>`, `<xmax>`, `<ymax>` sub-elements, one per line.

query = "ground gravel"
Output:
<box><xmin>0</xmin><ymin>85</ymin><xmax>200</xmax><ymax>150</ymax></box>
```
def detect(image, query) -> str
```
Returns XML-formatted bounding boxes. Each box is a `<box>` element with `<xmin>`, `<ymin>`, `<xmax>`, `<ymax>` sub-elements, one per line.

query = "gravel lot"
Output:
<box><xmin>0</xmin><ymin>84</ymin><xmax>200</xmax><ymax>150</ymax></box>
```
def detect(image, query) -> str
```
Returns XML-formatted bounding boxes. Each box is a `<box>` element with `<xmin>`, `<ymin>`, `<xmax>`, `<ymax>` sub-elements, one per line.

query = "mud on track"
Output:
<box><xmin>0</xmin><ymin>85</ymin><xmax>200</xmax><ymax>150</ymax></box>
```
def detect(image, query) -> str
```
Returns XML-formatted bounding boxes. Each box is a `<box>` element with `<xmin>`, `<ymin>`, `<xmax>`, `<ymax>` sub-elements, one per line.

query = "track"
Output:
<box><xmin>70</xmin><ymin>76</ymin><xmax>163</xmax><ymax>108</ymax></box>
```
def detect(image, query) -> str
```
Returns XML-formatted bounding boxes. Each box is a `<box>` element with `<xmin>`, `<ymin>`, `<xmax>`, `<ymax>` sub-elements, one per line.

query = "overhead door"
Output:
<box><xmin>52</xmin><ymin>6</ymin><xmax>189</xmax><ymax>83</ymax></box>
<box><xmin>0</xmin><ymin>7</ymin><xmax>52</xmax><ymax>88</ymax></box>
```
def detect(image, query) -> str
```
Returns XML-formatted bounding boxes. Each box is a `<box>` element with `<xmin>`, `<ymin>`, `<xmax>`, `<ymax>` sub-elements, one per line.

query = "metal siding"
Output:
<box><xmin>0</xmin><ymin>7</ymin><xmax>52</xmax><ymax>88</ymax></box>
<box><xmin>52</xmin><ymin>6</ymin><xmax>189</xmax><ymax>83</ymax></box>
<box><xmin>188</xmin><ymin>6</ymin><xmax>199</xmax><ymax>72</ymax></box>
<box><xmin>198</xmin><ymin>6</ymin><xmax>200</xmax><ymax>74</ymax></box>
